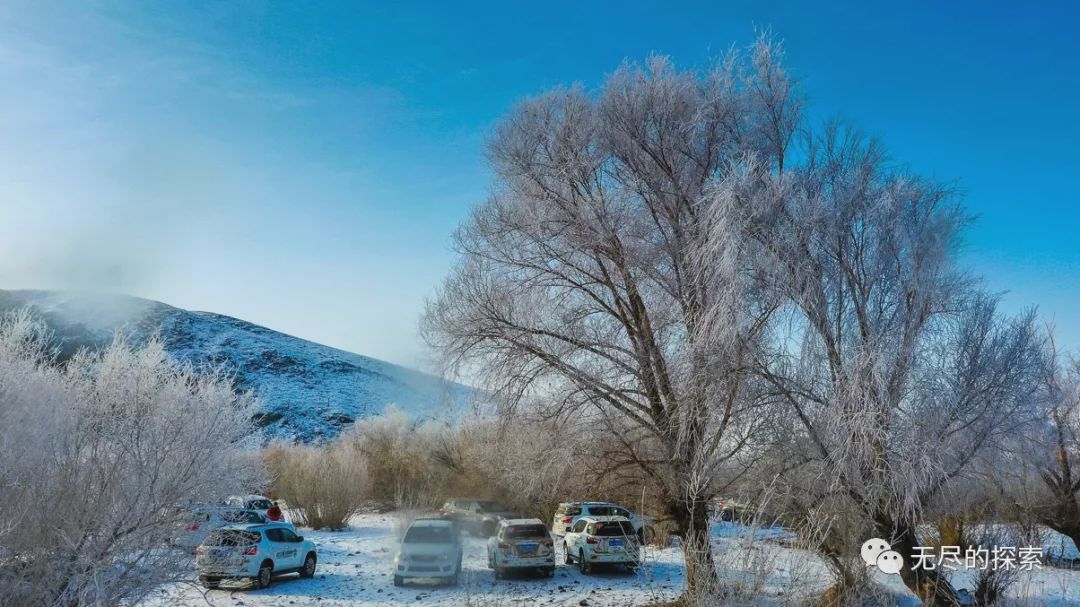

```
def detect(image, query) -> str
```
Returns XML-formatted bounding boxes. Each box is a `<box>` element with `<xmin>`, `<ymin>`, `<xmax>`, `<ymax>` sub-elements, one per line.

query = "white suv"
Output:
<box><xmin>562</xmin><ymin>516</ymin><xmax>640</xmax><ymax>573</ymax></box>
<box><xmin>393</xmin><ymin>517</ymin><xmax>463</xmax><ymax>587</ymax></box>
<box><xmin>196</xmin><ymin>523</ymin><xmax>317</xmax><ymax>589</ymax></box>
<box><xmin>486</xmin><ymin>518</ymin><xmax>555</xmax><ymax>579</ymax></box>
<box><xmin>552</xmin><ymin>502</ymin><xmax>648</xmax><ymax>540</ymax></box>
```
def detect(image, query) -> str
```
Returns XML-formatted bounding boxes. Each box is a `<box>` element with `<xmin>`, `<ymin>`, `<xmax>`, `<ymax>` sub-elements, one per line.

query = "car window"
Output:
<box><xmin>504</xmin><ymin>524</ymin><xmax>547</xmax><ymax>539</ymax></box>
<box><xmin>589</xmin><ymin>521</ymin><xmax>635</xmax><ymax>537</ymax></box>
<box><xmin>572</xmin><ymin>520</ymin><xmax>587</xmax><ymax>533</ymax></box>
<box><xmin>476</xmin><ymin>500</ymin><xmax>506</xmax><ymax>513</ymax></box>
<box><xmin>204</xmin><ymin>530</ymin><xmax>260</xmax><ymax>546</ymax></box>
<box><xmin>565</xmin><ymin>506</ymin><xmax>582</xmax><ymax>516</ymax></box>
<box><xmin>219</xmin><ymin>510</ymin><xmax>265</xmax><ymax>524</ymax></box>
<box><xmin>279</xmin><ymin>528</ymin><xmax>300</xmax><ymax>542</ymax></box>
<box><xmin>248</xmin><ymin>499</ymin><xmax>273</xmax><ymax>510</ymax></box>
<box><xmin>265</xmin><ymin>528</ymin><xmax>285</xmax><ymax>542</ymax></box>
<box><xmin>613</xmin><ymin>507</ymin><xmax>630</xmax><ymax>518</ymax></box>
<box><xmin>404</xmin><ymin>525</ymin><xmax>455</xmax><ymax>543</ymax></box>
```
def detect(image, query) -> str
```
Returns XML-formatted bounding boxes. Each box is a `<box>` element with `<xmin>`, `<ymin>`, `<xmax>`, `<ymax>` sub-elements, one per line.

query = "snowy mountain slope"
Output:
<box><xmin>0</xmin><ymin>289</ymin><xmax>470</xmax><ymax>442</ymax></box>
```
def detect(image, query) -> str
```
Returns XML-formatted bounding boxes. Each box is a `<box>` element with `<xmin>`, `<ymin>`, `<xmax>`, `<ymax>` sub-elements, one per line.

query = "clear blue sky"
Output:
<box><xmin>0</xmin><ymin>1</ymin><xmax>1076</xmax><ymax>367</ymax></box>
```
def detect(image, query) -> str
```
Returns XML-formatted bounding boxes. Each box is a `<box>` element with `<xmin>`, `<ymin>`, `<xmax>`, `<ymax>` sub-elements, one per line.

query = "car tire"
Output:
<box><xmin>579</xmin><ymin>550</ymin><xmax>591</xmax><ymax>574</ymax></box>
<box><xmin>256</xmin><ymin>562</ymin><xmax>273</xmax><ymax>589</ymax></box>
<box><xmin>564</xmin><ymin>544</ymin><xmax>573</xmax><ymax>564</ymax></box>
<box><xmin>199</xmin><ymin>576</ymin><xmax>220</xmax><ymax>589</ymax></box>
<box><xmin>300</xmin><ymin>553</ymin><xmax>317</xmax><ymax>578</ymax></box>
<box><xmin>544</xmin><ymin>566</ymin><xmax>555</xmax><ymax>578</ymax></box>
<box><xmin>393</xmin><ymin>574</ymin><xmax>404</xmax><ymax>587</ymax></box>
<box><xmin>494</xmin><ymin>566</ymin><xmax>504</xmax><ymax>580</ymax></box>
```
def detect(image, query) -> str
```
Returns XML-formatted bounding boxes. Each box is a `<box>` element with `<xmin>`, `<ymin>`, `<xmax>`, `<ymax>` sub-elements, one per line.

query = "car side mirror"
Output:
<box><xmin>296</xmin><ymin>536</ymin><xmax>304</xmax><ymax>542</ymax></box>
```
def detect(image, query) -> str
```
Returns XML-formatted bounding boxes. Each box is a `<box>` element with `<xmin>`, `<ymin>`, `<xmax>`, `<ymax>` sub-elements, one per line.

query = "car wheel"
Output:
<box><xmin>393</xmin><ymin>574</ymin><xmax>404</xmax><ymax>587</ymax></box>
<box><xmin>256</xmin><ymin>562</ymin><xmax>273</xmax><ymax>589</ymax></box>
<box><xmin>579</xmin><ymin>551</ymin><xmax>591</xmax><ymax>574</ymax></box>
<box><xmin>564</xmin><ymin>544</ymin><xmax>573</xmax><ymax>564</ymax></box>
<box><xmin>300</xmin><ymin>553</ymin><xmax>317</xmax><ymax>578</ymax></box>
<box><xmin>199</xmin><ymin>576</ymin><xmax>220</xmax><ymax>589</ymax></box>
<box><xmin>544</xmin><ymin>566</ymin><xmax>555</xmax><ymax>578</ymax></box>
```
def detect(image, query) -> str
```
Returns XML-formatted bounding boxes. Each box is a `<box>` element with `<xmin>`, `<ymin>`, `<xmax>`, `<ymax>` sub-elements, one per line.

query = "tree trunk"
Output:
<box><xmin>671</xmin><ymin>492</ymin><xmax>718</xmax><ymax>599</ymax></box>
<box><xmin>891</xmin><ymin>519</ymin><xmax>963</xmax><ymax>607</ymax></box>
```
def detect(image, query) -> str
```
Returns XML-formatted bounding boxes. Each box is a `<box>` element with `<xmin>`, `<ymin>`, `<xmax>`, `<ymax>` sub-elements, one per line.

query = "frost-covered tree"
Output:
<box><xmin>1024</xmin><ymin>337</ymin><xmax>1080</xmax><ymax>550</ymax></box>
<box><xmin>423</xmin><ymin>37</ymin><xmax>799</xmax><ymax>594</ymax></box>
<box><xmin>716</xmin><ymin>124</ymin><xmax>1046</xmax><ymax>604</ymax></box>
<box><xmin>0</xmin><ymin>311</ymin><xmax>262</xmax><ymax>606</ymax></box>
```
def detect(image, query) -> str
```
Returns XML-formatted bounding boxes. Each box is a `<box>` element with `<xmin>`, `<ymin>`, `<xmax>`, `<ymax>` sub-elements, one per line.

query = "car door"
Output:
<box><xmin>264</xmin><ymin>527</ymin><xmax>301</xmax><ymax>569</ymax></box>
<box><xmin>566</xmin><ymin>519</ymin><xmax>587</xmax><ymax>554</ymax></box>
<box><xmin>279</xmin><ymin>527</ymin><xmax>306</xmax><ymax>569</ymax></box>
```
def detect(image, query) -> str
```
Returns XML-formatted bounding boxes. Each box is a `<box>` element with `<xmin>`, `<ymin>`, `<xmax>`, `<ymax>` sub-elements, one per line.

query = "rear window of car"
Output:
<box><xmin>204</xmin><ymin>530</ymin><xmax>260</xmax><ymax>546</ymax></box>
<box><xmin>589</xmin><ymin>521</ymin><xmax>635</xmax><ymax>537</ymax></box>
<box><xmin>219</xmin><ymin>510</ymin><xmax>265</xmax><ymax>524</ymax></box>
<box><xmin>248</xmin><ymin>499</ymin><xmax>273</xmax><ymax>510</ymax></box>
<box><xmin>558</xmin><ymin>505</ymin><xmax>582</xmax><ymax>516</ymax></box>
<box><xmin>404</xmin><ymin>525</ymin><xmax>455</xmax><ymax>543</ymax></box>
<box><xmin>587</xmin><ymin>506</ymin><xmax>628</xmax><ymax>517</ymax></box>
<box><xmin>504</xmin><ymin>525</ymin><xmax>547</xmax><ymax>539</ymax></box>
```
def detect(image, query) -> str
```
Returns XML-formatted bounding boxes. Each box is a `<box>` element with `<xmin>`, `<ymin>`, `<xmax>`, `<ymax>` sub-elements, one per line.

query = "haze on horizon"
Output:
<box><xmin>1</xmin><ymin>1</ymin><xmax>1077</xmax><ymax>369</ymax></box>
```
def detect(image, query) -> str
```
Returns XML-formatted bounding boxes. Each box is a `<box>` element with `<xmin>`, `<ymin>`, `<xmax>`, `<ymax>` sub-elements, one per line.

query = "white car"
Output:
<box><xmin>552</xmin><ymin>501</ymin><xmax>649</xmax><ymax>540</ymax></box>
<box><xmin>486</xmin><ymin>518</ymin><xmax>555</xmax><ymax>579</ymax></box>
<box><xmin>562</xmin><ymin>516</ymin><xmax>640</xmax><ymax>573</ymax></box>
<box><xmin>195</xmin><ymin>523</ymin><xmax>317</xmax><ymax>589</ymax></box>
<box><xmin>177</xmin><ymin>506</ymin><xmax>272</xmax><ymax>552</ymax></box>
<box><xmin>393</xmin><ymin>517</ymin><xmax>463</xmax><ymax>587</ymax></box>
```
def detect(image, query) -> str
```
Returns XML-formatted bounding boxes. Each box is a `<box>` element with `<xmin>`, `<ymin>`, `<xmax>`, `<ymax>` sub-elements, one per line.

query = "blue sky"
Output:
<box><xmin>0</xmin><ymin>1</ymin><xmax>1076</xmax><ymax>367</ymax></box>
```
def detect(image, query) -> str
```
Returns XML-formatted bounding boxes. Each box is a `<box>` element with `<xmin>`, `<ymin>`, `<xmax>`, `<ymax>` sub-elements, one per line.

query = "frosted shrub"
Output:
<box><xmin>0</xmin><ymin>311</ymin><xmax>261</xmax><ymax>607</ymax></box>
<box><xmin>265</xmin><ymin>439</ymin><xmax>368</xmax><ymax>530</ymax></box>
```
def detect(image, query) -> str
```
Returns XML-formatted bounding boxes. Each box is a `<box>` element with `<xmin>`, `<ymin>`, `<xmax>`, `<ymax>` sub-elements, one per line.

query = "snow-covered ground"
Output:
<box><xmin>139</xmin><ymin>513</ymin><xmax>1080</xmax><ymax>606</ymax></box>
<box><xmin>139</xmin><ymin>513</ymin><xmax>817</xmax><ymax>607</ymax></box>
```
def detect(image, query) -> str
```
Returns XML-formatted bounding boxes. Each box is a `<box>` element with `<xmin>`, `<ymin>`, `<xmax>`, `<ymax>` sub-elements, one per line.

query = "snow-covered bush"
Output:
<box><xmin>0</xmin><ymin>311</ymin><xmax>261</xmax><ymax>606</ymax></box>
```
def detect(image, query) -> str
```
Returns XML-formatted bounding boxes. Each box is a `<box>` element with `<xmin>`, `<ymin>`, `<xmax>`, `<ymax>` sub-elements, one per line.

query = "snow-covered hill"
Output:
<box><xmin>0</xmin><ymin>290</ymin><xmax>469</xmax><ymax>442</ymax></box>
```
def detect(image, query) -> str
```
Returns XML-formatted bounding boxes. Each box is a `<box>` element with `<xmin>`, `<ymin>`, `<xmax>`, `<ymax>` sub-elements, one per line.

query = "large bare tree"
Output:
<box><xmin>719</xmin><ymin>123</ymin><xmax>1045</xmax><ymax>604</ymax></box>
<box><xmin>423</xmin><ymin>38</ymin><xmax>799</xmax><ymax>593</ymax></box>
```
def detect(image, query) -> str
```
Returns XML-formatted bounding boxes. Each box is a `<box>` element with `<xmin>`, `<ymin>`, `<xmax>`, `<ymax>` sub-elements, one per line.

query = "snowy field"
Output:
<box><xmin>139</xmin><ymin>513</ymin><xmax>1080</xmax><ymax>606</ymax></box>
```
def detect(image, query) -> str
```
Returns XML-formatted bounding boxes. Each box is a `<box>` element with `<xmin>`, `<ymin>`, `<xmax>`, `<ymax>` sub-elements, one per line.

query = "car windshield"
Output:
<box><xmin>404</xmin><ymin>525</ymin><xmax>455</xmax><ymax>543</ymax></box>
<box><xmin>204</xmin><ymin>529</ymin><xmax>260</xmax><ymax>546</ymax></box>
<box><xmin>505</xmin><ymin>525</ymin><xmax>547</xmax><ymax>539</ymax></box>
<box><xmin>219</xmin><ymin>510</ymin><xmax>264</xmax><ymax>524</ymax></box>
<box><xmin>476</xmin><ymin>500</ymin><xmax>507</xmax><ymax>513</ymax></box>
<box><xmin>248</xmin><ymin>499</ymin><xmax>273</xmax><ymax>510</ymax></box>
<box><xmin>590</xmin><ymin>521</ymin><xmax>635</xmax><ymax>537</ymax></box>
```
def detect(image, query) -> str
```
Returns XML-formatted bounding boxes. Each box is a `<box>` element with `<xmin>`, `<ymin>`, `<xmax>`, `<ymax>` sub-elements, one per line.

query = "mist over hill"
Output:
<box><xmin>0</xmin><ymin>289</ymin><xmax>469</xmax><ymax>442</ymax></box>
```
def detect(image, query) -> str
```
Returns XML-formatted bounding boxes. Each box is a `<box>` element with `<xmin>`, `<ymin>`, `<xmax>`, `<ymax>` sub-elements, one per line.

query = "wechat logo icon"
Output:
<box><xmin>862</xmin><ymin>538</ymin><xmax>904</xmax><ymax>574</ymax></box>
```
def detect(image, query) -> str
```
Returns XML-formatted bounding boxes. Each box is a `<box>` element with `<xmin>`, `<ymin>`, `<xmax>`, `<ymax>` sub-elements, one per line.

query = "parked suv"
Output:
<box><xmin>562</xmin><ymin>516</ymin><xmax>640</xmax><ymax>573</ymax></box>
<box><xmin>486</xmin><ymin>518</ymin><xmax>555</xmax><ymax>579</ymax></box>
<box><xmin>439</xmin><ymin>498</ymin><xmax>520</xmax><ymax>536</ymax></box>
<box><xmin>394</xmin><ymin>517</ymin><xmax>463</xmax><ymax>586</ymax></box>
<box><xmin>195</xmin><ymin>523</ymin><xmax>317</xmax><ymax>589</ymax></box>
<box><xmin>552</xmin><ymin>502</ymin><xmax>649</xmax><ymax>541</ymax></box>
<box><xmin>176</xmin><ymin>506</ymin><xmax>272</xmax><ymax>552</ymax></box>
